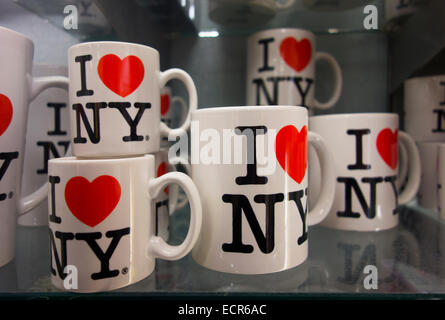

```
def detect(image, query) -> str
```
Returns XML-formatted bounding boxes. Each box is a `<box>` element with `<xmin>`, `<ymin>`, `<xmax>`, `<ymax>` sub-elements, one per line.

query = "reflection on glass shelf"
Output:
<box><xmin>1</xmin><ymin>203</ymin><xmax>445</xmax><ymax>296</ymax></box>
<box><xmin>194</xmin><ymin>0</ymin><xmax>383</xmax><ymax>36</ymax></box>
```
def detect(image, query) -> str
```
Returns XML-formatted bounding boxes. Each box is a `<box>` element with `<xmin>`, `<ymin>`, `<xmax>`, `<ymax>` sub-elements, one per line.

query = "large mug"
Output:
<box><xmin>48</xmin><ymin>155</ymin><xmax>202</xmax><ymax>292</ymax></box>
<box><xmin>246</xmin><ymin>28</ymin><xmax>342</xmax><ymax>110</ymax></box>
<box><xmin>191</xmin><ymin>105</ymin><xmax>336</xmax><ymax>274</ymax></box>
<box><xmin>68</xmin><ymin>41</ymin><xmax>197</xmax><ymax>158</ymax></box>
<box><xmin>0</xmin><ymin>26</ymin><xmax>68</xmax><ymax>266</ymax></box>
<box><xmin>309</xmin><ymin>113</ymin><xmax>421</xmax><ymax>231</ymax></box>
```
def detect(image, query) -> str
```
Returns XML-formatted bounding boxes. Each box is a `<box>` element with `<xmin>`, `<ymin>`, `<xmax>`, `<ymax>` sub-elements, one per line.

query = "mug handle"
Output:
<box><xmin>307</xmin><ymin>131</ymin><xmax>336</xmax><ymax>226</ymax></box>
<box><xmin>18</xmin><ymin>76</ymin><xmax>70</xmax><ymax>215</ymax></box>
<box><xmin>398</xmin><ymin>131</ymin><xmax>421</xmax><ymax>205</ymax></box>
<box><xmin>147</xmin><ymin>172</ymin><xmax>202</xmax><ymax>260</ymax></box>
<box><xmin>159</xmin><ymin>69</ymin><xmax>197</xmax><ymax>139</ymax></box>
<box><xmin>313</xmin><ymin>52</ymin><xmax>343</xmax><ymax>110</ymax></box>
<box><xmin>397</xmin><ymin>142</ymin><xmax>409</xmax><ymax>192</ymax></box>
<box><xmin>168</xmin><ymin>156</ymin><xmax>192</xmax><ymax>213</ymax></box>
<box><xmin>171</xmin><ymin>96</ymin><xmax>188</xmax><ymax>128</ymax></box>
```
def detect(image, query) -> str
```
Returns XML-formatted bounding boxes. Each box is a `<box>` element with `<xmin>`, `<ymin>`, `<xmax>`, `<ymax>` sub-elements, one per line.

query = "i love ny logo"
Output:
<box><xmin>252</xmin><ymin>35</ymin><xmax>314</xmax><ymax>106</ymax></box>
<box><xmin>72</xmin><ymin>53</ymin><xmax>152</xmax><ymax>145</ymax></box>
<box><xmin>221</xmin><ymin>124</ymin><xmax>310</xmax><ymax>255</ymax></box>
<box><xmin>49</xmin><ymin>174</ymin><xmax>130</xmax><ymax>282</ymax></box>
<box><xmin>336</xmin><ymin>127</ymin><xmax>400</xmax><ymax>221</ymax></box>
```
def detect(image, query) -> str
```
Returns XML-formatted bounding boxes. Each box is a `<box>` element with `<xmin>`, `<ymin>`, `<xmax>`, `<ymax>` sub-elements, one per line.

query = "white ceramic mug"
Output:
<box><xmin>309</xmin><ymin>113</ymin><xmax>421</xmax><ymax>231</ymax></box>
<box><xmin>0</xmin><ymin>26</ymin><xmax>68</xmax><ymax>267</ymax></box>
<box><xmin>191</xmin><ymin>105</ymin><xmax>336</xmax><ymax>274</ymax></box>
<box><xmin>160</xmin><ymin>86</ymin><xmax>187</xmax><ymax>147</ymax></box>
<box><xmin>417</xmin><ymin>141</ymin><xmax>444</xmax><ymax>210</ymax></box>
<box><xmin>48</xmin><ymin>155</ymin><xmax>202</xmax><ymax>293</ymax></box>
<box><xmin>68</xmin><ymin>41</ymin><xmax>197</xmax><ymax>157</ymax></box>
<box><xmin>19</xmin><ymin>64</ymin><xmax>70</xmax><ymax>227</ymax></box>
<box><xmin>246</xmin><ymin>28</ymin><xmax>342</xmax><ymax>110</ymax></box>
<box><xmin>404</xmin><ymin>75</ymin><xmax>445</xmax><ymax>142</ymax></box>
<box><xmin>209</xmin><ymin>0</ymin><xmax>296</xmax><ymax>27</ymax></box>
<box><xmin>154</xmin><ymin>148</ymin><xmax>191</xmax><ymax>241</ymax></box>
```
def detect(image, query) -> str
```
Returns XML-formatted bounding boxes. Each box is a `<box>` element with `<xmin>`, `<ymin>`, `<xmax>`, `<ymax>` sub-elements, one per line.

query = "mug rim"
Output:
<box><xmin>0</xmin><ymin>26</ymin><xmax>33</xmax><ymax>45</ymax></box>
<box><xmin>193</xmin><ymin>105</ymin><xmax>307</xmax><ymax>115</ymax></box>
<box><xmin>49</xmin><ymin>154</ymin><xmax>152</xmax><ymax>165</ymax></box>
<box><xmin>310</xmin><ymin>112</ymin><xmax>398</xmax><ymax>121</ymax></box>
<box><xmin>249</xmin><ymin>27</ymin><xmax>315</xmax><ymax>38</ymax></box>
<box><xmin>69</xmin><ymin>41</ymin><xmax>159</xmax><ymax>56</ymax></box>
<box><xmin>404</xmin><ymin>74</ymin><xmax>445</xmax><ymax>83</ymax></box>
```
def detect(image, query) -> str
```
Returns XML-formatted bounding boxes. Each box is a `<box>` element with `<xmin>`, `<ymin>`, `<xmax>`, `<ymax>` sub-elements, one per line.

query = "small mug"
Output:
<box><xmin>246</xmin><ymin>28</ymin><xmax>342</xmax><ymax>110</ymax></box>
<box><xmin>191</xmin><ymin>105</ymin><xmax>336</xmax><ymax>274</ymax></box>
<box><xmin>68</xmin><ymin>41</ymin><xmax>197</xmax><ymax>157</ymax></box>
<box><xmin>48</xmin><ymin>155</ymin><xmax>202</xmax><ymax>292</ymax></box>
<box><xmin>19</xmin><ymin>64</ymin><xmax>70</xmax><ymax>227</ymax></box>
<box><xmin>154</xmin><ymin>148</ymin><xmax>191</xmax><ymax>241</ymax></box>
<box><xmin>0</xmin><ymin>26</ymin><xmax>68</xmax><ymax>267</ymax></box>
<box><xmin>309</xmin><ymin>113</ymin><xmax>421</xmax><ymax>231</ymax></box>
<box><xmin>404</xmin><ymin>75</ymin><xmax>445</xmax><ymax>142</ymax></box>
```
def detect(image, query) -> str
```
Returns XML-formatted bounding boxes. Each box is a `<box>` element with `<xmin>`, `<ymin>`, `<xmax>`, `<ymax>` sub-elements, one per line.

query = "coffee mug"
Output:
<box><xmin>48</xmin><ymin>155</ymin><xmax>202</xmax><ymax>292</ymax></box>
<box><xmin>309</xmin><ymin>113</ymin><xmax>421</xmax><ymax>231</ymax></box>
<box><xmin>154</xmin><ymin>148</ymin><xmax>191</xmax><ymax>241</ymax></box>
<box><xmin>246</xmin><ymin>28</ymin><xmax>342</xmax><ymax>110</ymax></box>
<box><xmin>404</xmin><ymin>75</ymin><xmax>445</xmax><ymax>142</ymax></box>
<box><xmin>209</xmin><ymin>0</ymin><xmax>296</xmax><ymax>27</ymax></box>
<box><xmin>19</xmin><ymin>64</ymin><xmax>70</xmax><ymax>227</ymax></box>
<box><xmin>417</xmin><ymin>141</ymin><xmax>443</xmax><ymax>210</ymax></box>
<box><xmin>160</xmin><ymin>86</ymin><xmax>187</xmax><ymax>146</ymax></box>
<box><xmin>68</xmin><ymin>41</ymin><xmax>197</xmax><ymax>157</ymax></box>
<box><xmin>191</xmin><ymin>105</ymin><xmax>336</xmax><ymax>274</ymax></box>
<box><xmin>0</xmin><ymin>26</ymin><xmax>68</xmax><ymax>267</ymax></box>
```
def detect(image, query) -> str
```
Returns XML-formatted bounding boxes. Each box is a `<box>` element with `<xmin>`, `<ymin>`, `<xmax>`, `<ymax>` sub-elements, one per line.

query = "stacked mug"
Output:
<box><xmin>47</xmin><ymin>41</ymin><xmax>202</xmax><ymax>293</ymax></box>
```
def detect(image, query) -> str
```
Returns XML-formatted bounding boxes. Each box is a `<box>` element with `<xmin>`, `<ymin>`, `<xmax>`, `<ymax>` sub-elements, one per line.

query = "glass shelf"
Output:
<box><xmin>2</xmin><ymin>0</ymin><xmax>445</xmax><ymax>300</ymax></box>
<box><xmin>3</xmin><ymin>203</ymin><xmax>444</xmax><ymax>297</ymax></box>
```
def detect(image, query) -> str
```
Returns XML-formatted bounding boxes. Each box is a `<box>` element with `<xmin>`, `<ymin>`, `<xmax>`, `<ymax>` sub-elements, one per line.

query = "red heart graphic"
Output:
<box><xmin>0</xmin><ymin>94</ymin><xmax>13</xmax><ymax>136</ymax></box>
<box><xmin>275</xmin><ymin>125</ymin><xmax>308</xmax><ymax>184</ymax></box>
<box><xmin>376</xmin><ymin>128</ymin><xmax>398</xmax><ymax>170</ymax></box>
<box><xmin>97</xmin><ymin>54</ymin><xmax>145</xmax><ymax>97</ymax></box>
<box><xmin>64</xmin><ymin>175</ymin><xmax>121</xmax><ymax>227</ymax></box>
<box><xmin>157</xmin><ymin>161</ymin><xmax>169</xmax><ymax>194</ymax></box>
<box><xmin>161</xmin><ymin>94</ymin><xmax>170</xmax><ymax>116</ymax></box>
<box><xmin>279</xmin><ymin>37</ymin><xmax>312</xmax><ymax>72</ymax></box>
